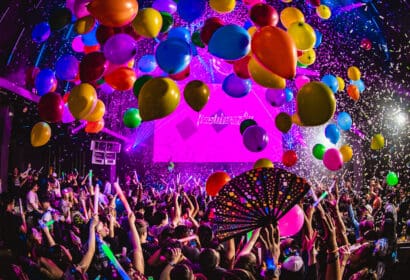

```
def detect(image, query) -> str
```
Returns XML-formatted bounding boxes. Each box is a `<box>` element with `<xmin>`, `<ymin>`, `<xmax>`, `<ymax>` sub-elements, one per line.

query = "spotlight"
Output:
<box><xmin>394</xmin><ymin>112</ymin><xmax>407</xmax><ymax>126</ymax></box>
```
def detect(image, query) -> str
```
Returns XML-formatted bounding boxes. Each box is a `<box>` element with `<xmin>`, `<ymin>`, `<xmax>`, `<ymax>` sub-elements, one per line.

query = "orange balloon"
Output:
<box><xmin>83</xmin><ymin>44</ymin><xmax>100</xmax><ymax>54</ymax></box>
<box><xmin>251</xmin><ymin>26</ymin><xmax>297</xmax><ymax>79</ymax></box>
<box><xmin>206</xmin><ymin>171</ymin><xmax>231</xmax><ymax>196</ymax></box>
<box><xmin>104</xmin><ymin>67</ymin><xmax>136</xmax><ymax>91</ymax></box>
<box><xmin>85</xmin><ymin>119</ymin><xmax>105</xmax><ymax>133</ymax></box>
<box><xmin>347</xmin><ymin>84</ymin><xmax>360</xmax><ymax>101</ymax></box>
<box><xmin>87</xmin><ymin>0</ymin><xmax>138</xmax><ymax>27</ymax></box>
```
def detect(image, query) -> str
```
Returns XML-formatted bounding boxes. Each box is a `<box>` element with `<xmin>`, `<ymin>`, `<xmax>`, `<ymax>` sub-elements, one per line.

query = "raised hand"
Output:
<box><xmin>260</xmin><ymin>224</ymin><xmax>280</xmax><ymax>264</ymax></box>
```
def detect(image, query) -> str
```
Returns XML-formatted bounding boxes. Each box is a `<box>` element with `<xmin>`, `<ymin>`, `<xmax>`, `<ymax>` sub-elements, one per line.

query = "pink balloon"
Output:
<box><xmin>323</xmin><ymin>148</ymin><xmax>343</xmax><ymax>171</ymax></box>
<box><xmin>278</xmin><ymin>205</ymin><xmax>304</xmax><ymax>237</ymax></box>
<box><xmin>244</xmin><ymin>0</ymin><xmax>265</xmax><ymax>6</ymax></box>
<box><xmin>295</xmin><ymin>75</ymin><xmax>310</xmax><ymax>90</ymax></box>
<box><xmin>74</xmin><ymin>0</ymin><xmax>90</xmax><ymax>18</ymax></box>
<box><xmin>72</xmin><ymin>36</ymin><xmax>84</xmax><ymax>52</ymax></box>
<box><xmin>62</xmin><ymin>103</ymin><xmax>75</xmax><ymax>123</ymax></box>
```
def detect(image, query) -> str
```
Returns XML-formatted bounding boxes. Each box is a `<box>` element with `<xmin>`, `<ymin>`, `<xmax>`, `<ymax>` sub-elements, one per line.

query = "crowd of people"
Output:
<box><xmin>0</xmin><ymin>164</ymin><xmax>409</xmax><ymax>280</ymax></box>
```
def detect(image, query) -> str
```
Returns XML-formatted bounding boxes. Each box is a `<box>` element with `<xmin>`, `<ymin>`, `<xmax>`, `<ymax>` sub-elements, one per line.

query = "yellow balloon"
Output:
<box><xmin>74</xmin><ymin>15</ymin><xmax>96</xmax><ymax>35</ymax></box>
<box><xmin>298</xmin><ymin>49</ymin><xmax>316</xmax><ymax>66</ymax></box>
<box><xmin>84</xmin><ymin>99</ymin><xmax>105</xmax><ymax>122</ymax></box>
<box><xmin>371</xmin><ymin>134</ymin><xmax>385</xmax><ymax>150</ymax></box>
<box><xmin>287</xmin><ymin>21</ymin><xmax>316</xmax><ymax>51</ymax></box>
<box><xmin>336</xmin><ymin>76</ymin><xmax>345</xmax><ymax>91</ymax></box>
<box><xmin>68</xmin><ymin>83</ymin><xmax>98</xmax><ymax>120</ymax></box>
<box><xmin>139</xmin><ymin>77</ymin><xmax>180</xmax><ymax>121</ymax></box>
<box><xmin>316</xmin><ymin>5</ymin><xmax>331</xmax><ymax>20</ymax></box>
<box><xmin>347</xmin><ymin>66</ymin><xmax>361</xmax><ymax>81</ymax></box>
<box><xmin>248</xmin><ymin>26</ymin><xmax>257</xmax><ymax>38</ymax></box>
<box><xmin>340</xmin><ymin>145</ymin><xmax>353</xmax><ymax>162</ymax></box>
<box><xmin>132</xmin><ymin>8</ymin><xmax>163</xmax><ymax>38</ymax></box>
<box><xmin>248</xmin><ymin>57</ymin><xmax>286</xmax><ymax>89</ymax></box>
<box><xmin>280</xmin><ymin>7</ymin><xmax>305</xmax><ymax>29</ymax></box>
<box><xmin>31</xmin><ymin>122</ymin><xmax>51</xmax><ymax>147</ymax></box>
<box><xmin>184</xmin><ymin>80</ymin><xmax>210</xmax><ymax>112</ymax></box>
<box><xmin>210</xmin><ymin>0</ymin><xmax>236</xmax><ymax>13</ymax></box>
<box><xmin>281</xmin><ymin>0</ymin><xmax>292</xmax><ymax>3</ymax></box>
<box><xmin>254</xmin><ymin>158</ymin><xmax>274</xmax><ymax>169</ymax></box>
<box><xmin>291</xmin><ymin>113</ymin><xmax>302</xmax><ymax>126</ymax></box>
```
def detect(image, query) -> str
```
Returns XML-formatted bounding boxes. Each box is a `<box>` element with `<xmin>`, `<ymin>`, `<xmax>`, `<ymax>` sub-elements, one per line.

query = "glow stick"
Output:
<box><xmin>19</xmin><ymin>198</ymin><xmax>26</xmax><ymax>225</ymax></box>
<box><xmin>113</xmin><ymin>182</ymin><xmax>132</xmax><ymax>215</ymax></box>
<box><xmin>313</xmin><ymin>191</ymin><xmax>328</xmax><ymax>207</ymax></box>
<box><xmin>81</xmin><ymin>199</ymin><xmax>89</xmax><ymax>220</ymax></box>
<box><xmin>98</xmin><ymin>237</ymin><xmax>131</xmax><ymax>280</ymax></box>
<box><xmin>247</xmin><ymin>231</ymin><xmax>253</xmax><ymax>242</ymax></box>
<box><xmin>94</xmin><ymin>185</ymin><xmax>100</xmax><ymax>215</ymax></box>
<box><xmin>88</xmin><ymin>170</ymin><xmax>92</xmax><ymax>186</ymax></box>
<box><xmin>183</xmin><ymin>176</ymin><xmax>193</xmax><ymax>186</ymax></box>
<box><xmin>178</xmin><ymin>235</ymin><xmax>198</xmax><ymax>243</ymax></box>
<box><xmin>134</xmin><ymin>171</ymin><xmax>139</xmax><ymax>183</ymax></box>
<box><xmin>45</xmin><ymin>220</ymin><xmax>55</xmax><ymax>227</ymax></box>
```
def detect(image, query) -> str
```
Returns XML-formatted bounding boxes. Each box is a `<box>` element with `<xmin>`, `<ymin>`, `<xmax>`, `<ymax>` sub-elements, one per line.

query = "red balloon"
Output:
<box><xmin>85</xmin><ymin>119</ymin><xmax>104</xmax><ymax>133</ymax></box>
<box><xmin>360</xmin><ymin>38</ymin><xmax>372</xmax><ymax>51</ymax></box>
<box><xmin>282</xmin><ymin>150</ymin><xmax>298</xmax><ymax>167</ymax></box>
<box><xmin>307</xmin><ymin>0</ymin><xmax>321</xmax><ymax>7</ymax></box>
<box><xmin>96</xmin><ymin>25</ymin><xmax>117</xmax><ymax>45</ymax></box>
<box><xmin>206</xmin><ymin>171</ymin><xmax>231</xmax><ymax>196</ymax></box>
<box><xmin>233</xmin><ymin>56</ymin><xmax>251</xmax><ymax>79</ymax></box>
<box><xmin>80</xmin><ymin>52</ymin><xmax>107</xmax><ymax>82</ymax></box>
<box><xmin>200</xmin><ymin>17</ymin><xmax>224</xmax><ymax>45</ymax></box>
<box><xmin>63</xmin><ymin>92</ymin><xmax>70</xmax><ymax>103</ymax></box>
<box><xmin>104</xmin><ymin>67</ymin><xmax>136</xmax><ymax>90</ymax></box>
<box><xmin>250</xmin><ymin>3</ymin><xmax>279</xmax><ymax>27</ymax></box>
<box><xmin>38</xmin><ymin>92</ymin><xmax>64</xmax><ymax>123</ymax></box>
<box><xmin>83</xmin><ymin>44</ymin><xmax>100</xmax><ymax>54</ymax></box>
<box><xmin>169</xmin><ymin>65</ymin><xmax>190</xmax><ymax>81</ymax></box>
<box><xmin>25</xmin><ymin>67</ymin><xmax>40</xmax><ymax>90</ymax></box>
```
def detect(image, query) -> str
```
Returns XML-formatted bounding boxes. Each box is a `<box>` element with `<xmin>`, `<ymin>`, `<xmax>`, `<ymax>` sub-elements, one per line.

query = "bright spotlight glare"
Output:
<box><xmin>395</xmin><ymin>112</ymin><xmax>407</xmax><ymax>126</ymax></box>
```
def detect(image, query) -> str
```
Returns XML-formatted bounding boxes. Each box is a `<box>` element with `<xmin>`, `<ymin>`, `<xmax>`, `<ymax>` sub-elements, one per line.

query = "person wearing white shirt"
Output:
<box><xmin>103</xmin><ymin>179</ymin><xmax>112</xmax><ymax>196</ymax></box>
<box><xmin>26</xmin><ymin>182</ymin><xmax>43</xmax><ymax>220</ymax></box>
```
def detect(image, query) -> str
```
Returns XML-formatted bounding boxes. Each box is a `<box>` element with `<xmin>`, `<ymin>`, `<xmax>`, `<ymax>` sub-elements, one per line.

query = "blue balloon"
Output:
<box><xmin>321</xmin><ymin>74</ymin><xmax>339</xmax><ymax>93</ymax></box>
<box><xmin>177</xmin><ymin>0</ymin><xmax>206</xmax><ymax>23</ymax></box>
<box><xmin>243</xmin><ymin>20</ymin><xmax>253</xmax><ymax>30</ymax></box>
<box><xmin>32</xmin><ymin>22</ymin><xmax>51</xmax><ymax>43</ymax></box>
<box><xmin>168</xmin><ymin>27</ymin><xmax>191</xmax><ymax>43</ymax></box>
<box><xmin>155</xmin><ymin>38</ymin><xmax>192</xmax><ymax>74</ymax></box>
<box><xmin>337</xmin><ymin>112</ymin><xmax>352</xmax><ymax>131</ymax></box>
<box><xmin>138</xmin><ymin>55</ymin><xmax>157</xmax><ymax>72</ymax></box>
<box><xmin>314</xmin><ymin>29</ymin><xmax>322</xmax><ymax>48</ymax></box>
<box><xmin>35</xmin><ymin>69</ymin><xmax>57</xmax><ymax>96</ymax></box>
<box><xmin>285</xmin><ymin>88</ymin><xmax>294</xmax><ymax>102</ymax></box>
<box><xmin>82</xmin><ymin>26</ymin><xmax>98</xmax><ymax>46</ymax></box>
<box><xmin>55</xmin><ymin>55</ymin><xmax>79</xmax><ymax>81</ymax></box>
<box><xmin>350</xmin><ymin>79</ymin><xmax>365</xmax><ymax>93</ymax></box>
<box><xmin>222</xmin><ymin>74</ymin><xmax>252</xmax><ymax>98</ymax></box>
<box><xmin>325</xmin><ymin>124</ymin><xmax>340</xmax><ymax>144</ymax></box>
<box><xmin>208</xmin><ymin>24</ymin><xmax>251</xmax><ymax>60</ymax></box>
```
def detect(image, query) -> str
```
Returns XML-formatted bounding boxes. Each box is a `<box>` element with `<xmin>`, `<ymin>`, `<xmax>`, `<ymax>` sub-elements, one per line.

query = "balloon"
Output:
<box><xmin>169</xmin><ymin>65</ymin><xmax>190</xmax><ymax>81</ymax></box>
<box><xmin>72</xmin><ymin>36</ymin><xmax>85</xmax><ymax>52</ymax></box>
<box><xmin>68</xmin><ymin>83</ymin><xmax>97</xmax><ymax>119</ymax></box>
<box><xmin>79</xmin><ymin>52</ymin><xmax>107</xmax><ymax>82</ymax></box>
<box><xmin>222</xmin><ymin>74</ymin><xmax>252</xmax><ymax>98</ymax></box>
<box><xmin>31</xmin><ymin>122</ymin><xmax>52</xmax><ymax>147</ymax></box>
<box><xmin>133</xmin><ymin>75</ymin><xmax>153</xmax><ymax>99</ymax></box>
<box><xmin>103</xmin><ymin>34</ymin><xmax>137</xmax><ymax>65</ymax></box>
<box><xmin>285</xmin><ymin>88</ymin><xmax>293</xmax><ymax>102</ymax></box>
<box><xmin>350</xmin><ymin>79</ymin><xmax>365</xmax><ymax>93</ymax></box>
<box><xmin>87</xmin><ymin>0</ymin><xmax>139</xmax><ymax>27</ymax></box>
<box><xmin>316</xmin><ymin>5</ymin><xmax>331</xmax><ymax>19</ymax></box>
<box><xmin>184</xmin><ymin>80</ymin><xmax>210</xmax><ymax>112</ymax></box>
<box><xmin>84</xmin><ymin>99</ymin><xmax>105</xmax><ymax>122</ymax></box>
<box><xmin>81</xmin><ymin>25</ymin><xmax>98</xmax><ymax>46</ymax></box>
<box><xmin>370</xmin><ymin>134</ymin><xmax>384</xmax><ymax>150</ymax></box>
<box><xmin>243</xmin><ymin>125</ymin><xmax>269</xmax><ymax>152</ymax></box>
<box><xmin>153</xmin><ymin>0</ymin><xmax>177</xmax><ymax>14</ymax></box>
<box><xmin>62</xmin><ymin>103</ymin><xmax>75</xmax><ymax>123</ymax></box>
<box><xmin>35</xmin><ymin>69</ymin><xmax>58</xmax><ymax>96</ymax></box>
<box><xmin>312</xmin><ymin>144</ymin><xmax>326</xmax><ymax>160</ymax></box>
<box><xmin>32</xmin><ymin>22</ymin><xmax>51</xmax><ymax>43</ymax></box>
<box><xmin>38</xmin><ymin>92</ymin><xmax>64</xmax><ymax>123</ymax></box>
<box><xmin>123</xmin><ymin>108</ymin><xmax>142</xmax><ymax>128</ymax></box>
<box><xmin>208</xmin><ymin>24</ymin><xmax>251</xmax><ymax>60</ymax></box>
<box><xmin>206</xmin><ymin>171</ymin><xmax>230</xmax><ymax>196</ymax></box>
<box><xmin>138</xmin><ymin>55</ymin><xmax>157</xmax><ymax>73</ymax></box>
<box><xmin>55</xmin><ymin>55</ymin><xmax>79</xmax><ymax>81</ymax></box>
<box><xmin>280</xmin><ymin>7</ymin><xmax>304</xmax><ymax>29</ymax></box>
<box><xmin>192</xmin><ymin>31</ymin><xmax>205</xmax><ymax>48</ymax></box>
<box><xmin>200</xmin><ymin>17</ymin><xmax>224</xmax><ymax>45</ymax></box>
<box><xmin>132</xmin><ymin>8</ymin><xmax>163</xmax><ymax>38</ymax></box>
<box><xmin>360</xmin><ymin>38</ymin><xmax>372</xmax><ymax>50</ymax></box>
<box><xmin>177</xmin><ymin>0</ymin><xmax>206</xmax><ymax>23</ymax></box>
<box><xmin>275</xmin><ymin>112</ymin><xmax>292</xmax><ymax>133</ymax></box>
<box><xmin>233</xmin><ymin>55</ymin><xmax>251</xmax><ymax>79</ymax></box>
<box><xmin>49</xmin><ymin>8</ymin><xmax>72</xmax><ymax>31</ymax></box>
<box><xmin>347</xmin><ymin>85</ymin><xmax>360</xmax><ymax>101</ymax></box>
<box><xmin>386</xmin><ymin>172</ymin><xmax>398</xmax><ymax>186</ymax></box>
<box><xmin>74</xmin><ymin>15</ymin><xmax>95</xmax><ymax>34</ymax></box>
<box><xmin>278</xmin><ymin>205</ymin><xmax>304</xmax><ymax>237</ymax></box>
<box><xmin>297</xmin><ymin>82</ymin><xmax>336</xmax><ymax>126</ymax></box>
<box><xmin>210</xmin><ymin>0</ymin><xmax>236</xmax><ymax>13</ymax></box>
<box><xmin>323</xmin><ymin>148</ymin><xmax>343</xmax><ymax>171</ymax></box>
<box><xmin>160</xmin><ymin>12</ymin><xmax>174</xmax><ymax>33</ymax></box>
<box><xmin>248</xmin><ymin>58</ymin><xmax>286</xmax><ymax>89</ymax></box>
<box><xmin>336</xmin><ymin>76</ymin><xmax>345</xmax><ymax>91</ymax></box>
<box><xmin>73</xmin><ymin>0</ymin><xmax>90</xmax><ymax>18</ymax></box>
<box><xmin>96</xmin><ymin>25</ymin><xmax>116</xmax><ymax>45</ymax></box>
<box><xmin>252</xmin><ymin>26</ymin><xmax>297</xmax><ymax>79</ymax></box>
<box><xmin>298</xmin><ymin>49</ymin><xmax>316</xmax><ymax>66</ymax></box>
<box><xmin>313</xmin><ymin>29</ymin><xmax>322</xmax><ymax>48</ymax></box>
<box><xmin>325</xmin><ymin>124</ymin><xmax>340</xmax><ymax>144</ymax></box>
<box><xmin>339</xmin><ymin>145</ymin><xmax>353</xmax><ymax>162</ymax></box>
<box><xmin>244</xmin><ymin>0</ymin><xmax>264</xmax><ymax>5</ymax></box>
<box><xmin>155</xmin><ymin>38</ymin><xmax>192</xmax><ymax>74</ymax></box>
<box><xmin>240</xmin><ymin>119</ymin><xmax>257</xmax><ymax>135</ymax></box>
<box><xmin>295</xmin><ymin>75</ymin><xmax>310</xmax><ymax>90</ymax></box>
<box><xmin>104</xmin><ymin>67</ymin><xmax>136</xmax><ymax>91</ymax></box>
<box><xmin>249</xmin><ymin>3</ymin><xmax>279</xmax><ymax>27</ymax></box>
<box><xmin>321</xmin><ymin>74</ymin><xmax>338</xmax><ymax>93</ymax></box>
<box><xmin>282</xmin><ymin>150</ymin><xmax>297</xmax><ymax>167</ymax></box>
<box><xmin>168</xmin><ymin>27</ymin><xmax>191</xmax><ymax>43</ymax></box>
<box><xmin>265</xmin><ymin>88</ymin><xmax>287</xmax><ymax>107</ymax></box>
<box><xmin>138</xmin><ymin>77</ymin><xmax>180</xmax><ymax>121</ymax></box>
<box><xmin>307</xmin><ymin>0</ymin><xmax>321</xmax><ymax>7</ymax></box>
<box><xmin>347</xmin><ymin>66</ymin><xmax>361</xmax><ymax>81</ymax></box>
<box><xmin>337</xmin><ymin>112</ymin><xmax>352</xmax><ymax>131</ymax></box>
<box><xmin>254</xmin><ymin>158</ymin><xmax>274</xmax><ymax>169</ymax></box>
<box><xmin>85</xmin><ymin>119</ymin><xmax>104</xmax><ymax>133</ymax></box>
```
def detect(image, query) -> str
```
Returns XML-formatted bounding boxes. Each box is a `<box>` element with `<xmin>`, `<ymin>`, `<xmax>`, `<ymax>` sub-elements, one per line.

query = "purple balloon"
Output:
<box><xmin>152</xmin><ymin>0</ymin><xmax>177</xmax><ymax>14</ymax></box>
<box><xmin>62</xmin><ymin>103</ymin><xmax>75</xmax><ymax>123</ymax></box>
<box><xmin>103</xmin><ymin>34</ymin><xmax>137</xmax><ymax>65</ymax></box>
<box><xmin>323</xmin><ymin>148</ymin><xmax>343</xmax><ymax>171</ymax></box>
<box><xmin>243</xmin><ymin>125</ymin><xmax>269</xmax><ymax>152</ymax></box>
<box><xmin>222</xmin><ymin>74</ymin><xmax>252</xmax><ymax>98</ymax></box>
<box><xmin>265</xmin><ymin>88</ymin><xmax>287</xmax><ymax>107</ymax></box>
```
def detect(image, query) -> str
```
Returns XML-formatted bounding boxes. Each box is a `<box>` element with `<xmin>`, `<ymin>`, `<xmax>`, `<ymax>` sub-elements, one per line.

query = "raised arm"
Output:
<box><xmin>128</xmin><ymin>212</ymin><xmax>144</xmax><ymax>274</ymax></box>
<box><xmin>77</xmin><ymin>214</ymin><xmax>98</xmax><ymax>273</ymax></box>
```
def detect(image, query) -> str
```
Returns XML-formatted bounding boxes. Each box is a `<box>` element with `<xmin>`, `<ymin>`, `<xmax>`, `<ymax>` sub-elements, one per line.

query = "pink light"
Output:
<box><xmin>296</xmin><ymin>67</ymin><xmax>320</xmax><ymax>77</ymax></box>
<box><xmin>102</xmin><ymin>128</ymin><xmax>133</xmax><ymax>143</ymax></box>
<box><xmin>337</xmin><ymin>3</ymin><xmax>366</xmax><ymax>13</ymax></box>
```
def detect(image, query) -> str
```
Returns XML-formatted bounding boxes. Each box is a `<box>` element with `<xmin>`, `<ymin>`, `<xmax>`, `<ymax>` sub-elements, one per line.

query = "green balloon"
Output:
<box><xmin>191</xmin><ymin>30</ymin><xmax>205</xmax><ymax>48</ymax></box>
<box><xmin>123</xmin><ymin>108</ymin><xmax>142</xmax><ymax>128</ymax></box>
<box><xmin>386</xmin><ymin>171</ymin><xmax>398</xmax><ymax>186</ymax></box>
<box><xmin>312</xmin><ymin>144</ymin><xmax>326</xmax><ymax>160</ymax></box>
<box><xmin>160</xmin><ymin>12</ymin><xmax>174</xmax><ymax>33</ymax></box>
<box><xmin>133</xmin><ymin>75</ymin><xmax>153</xmax><ymax>99</ymax></box>
<box><xmin>240</xmin><ymin>119</ymin><xmax>257</xmax><ymax>135</ymax></box>
<box><xmin>49</xmin><ymin>8</ymin><xmax>72</xmax><ymax>31</ymax></box>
